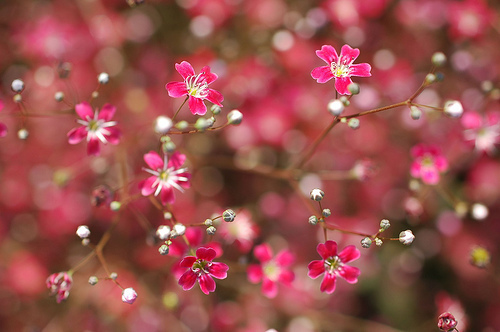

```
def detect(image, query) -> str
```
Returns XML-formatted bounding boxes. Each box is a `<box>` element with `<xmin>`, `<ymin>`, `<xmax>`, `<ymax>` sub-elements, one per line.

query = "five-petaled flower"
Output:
<box><xmin>307</xmin><ymin>240</ymin><xmax>360</xmax><ymax>294</ymax></box>
<box><xmin>410</xmin><ymin>144</ymin><xmax>448</xmax><ymax>185</ymax></box>
<box><xmin>311</xmin><ymin>44</ymin><xmax>371</xmax><ymax>95</ymax></box>
<box><xmin>247</xmin><ymin>243</ymin><xmax>295</xmax><ymax>298</ymax></box>
<box><xmin>461</xmin><ymin>111</ymin><xmax>500</xmax><ymax>154</ymax></box>
<box><xmin>166</xmin><ymin>61</ymin><xmax>223</xmax><ymax>116</ymax></box>
<box><xmin>67</xmin><ymin>102</ymin><xmax>121</xmax><ymax>156</ymax></box>
<box><xmin>46</xmin><ymin>271</ymin><xmax>73</xmax><ymax>303</ymax></box>
<box><xmin>139</xmin><ymin>151</ymin><xmax>191</xmax><ymax>205</ymax></box>
<box><xmin>178</xmin><ymin>247</ymin><xmax>229</xmax><ymax>295</ymax></box>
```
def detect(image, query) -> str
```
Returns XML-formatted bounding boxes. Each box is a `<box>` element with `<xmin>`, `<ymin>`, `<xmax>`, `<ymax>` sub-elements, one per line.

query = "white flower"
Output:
<box><xmin>156</xmin><ymin>225</ymin><xmax>171</xmax><ymax>240</ymax></box>
<box><xmin>76</xmin><ymin>225</ymin><xmax>90</xmax><ymax>239</ymax></box>
<box><xmin>399</xmin><ymin>230</ymin><xmax>415</xmax><ymax>245</ymax></box>
<box><xmin>122</xmin><ymin>287</ymin><xmax>138</xmax><ymax>304</ymax></box>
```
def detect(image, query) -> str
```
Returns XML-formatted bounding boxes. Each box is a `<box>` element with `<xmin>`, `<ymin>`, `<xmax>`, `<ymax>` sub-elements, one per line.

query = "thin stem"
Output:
<box><xmin>342</xmin><ymin>101</ymin><xmax>408</xmax><ymax>119</ymax></box>
<box><xmin>172</xmin><ymin>96</ymin><xmax>188</xmax><ymax>121</ymax></box>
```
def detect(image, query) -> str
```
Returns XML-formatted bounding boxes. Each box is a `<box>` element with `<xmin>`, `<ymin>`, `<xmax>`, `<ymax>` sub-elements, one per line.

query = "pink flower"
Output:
<box><xmin>311</xmin><ymin>44</ymin><xmax>371</xmax><ymax>95</ymax></box>
<box><xmin>67</xmin><ymin>102</ymin><xmax>121</xmax><ymax>156</ymax></box>
<box><xmin>165</xmin><ymin>61</ymin><xmax>223</xmax><ymax>116</ymax></box>
<box><xmin>247</xmin><ymin>243</ymin><xmax>295</xmax><ymax>298</ymax></box>
<box><xmin>307</xmin><ymin>240</ymin><xmax>360</xmax><ymax>294</ymax></box>
<box><xmin>138</xmin><ymin>151</ymin><xmax>191</xmax><ymax>205</ymax></box>
<box><xmin>437</xmin><ymin>312</ymin><xmax>458</xmax><ymax>331</ymax></box>
<box><xmin>218</xmin><ymin>209</ymin><xmax>259</xmax><ymax>253</ymax></box>
<box><xmin>461</xmin><ymin>111</ymin><xmax>500</xmax><ymax>154</ymax></box>
<box><xmin>46</xmin><ymin>271</ymin><xmax>73</xmax><ymax>303</ymax></box>
<box><xmin>121</xmin><ymin>287</ymin><xmax>138</xmax><ymax>304</ymax></box>
<box><xmin>410</xmin><ymin>144</ymin><xmax>448</xmax><ymax>185</ymax></box>
<box><xmin>178</xmin><ymin>247</ymin><xmax>229</xmax><ymax>294</ymax></box>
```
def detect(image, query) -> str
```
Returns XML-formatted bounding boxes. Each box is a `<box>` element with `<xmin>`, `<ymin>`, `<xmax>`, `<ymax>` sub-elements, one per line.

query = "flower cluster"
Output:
<box><xmin>46</xmin><ymin>272</ymin><xmax>73</xmax><ymax>303</ymax></box>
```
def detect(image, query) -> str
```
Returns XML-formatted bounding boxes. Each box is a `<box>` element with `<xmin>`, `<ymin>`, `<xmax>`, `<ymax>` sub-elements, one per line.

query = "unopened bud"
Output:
<box><xmin>410</xmin><ymin>106</ymin><xmax>422</xmax><ymax>120</ymax></box>
<box><xmin>76</xmin><ymin>225</ymin><xmax>90</xmax><ymax>239</ymax></box>
<box><xmin>327</xmin><ymin>99</ymin><xmax>344</xmax><ymax>116</ymax></box>
<box><xmin>11</xmin><ymin>79</ymin><xmax>25</xmax><ymax>93</ymax></box>
<box><xmin>432</xmin><ymin>52</ymin><xmax>447</xmax><ymax>67</ymax></box>
<box><xmin>204</xmin><ymin>219</ymin><xmax>213</xmax><ymax>226</ymax></box>
<box><xmin>91</xmin><ymin>91</ymin><xmax>99</xmax><ymax>99</ymax></box>
<box><xmin>361</xmin><ymin>237</ymin><xmax>372</xmax><ymax>248</ymax></box>
<box><xmin>471</xmin><ymin>203</ymin><xmax>488</xmax><ymax>221</ymax></box>
<box><xmin>322</xmin><ymin>209</ymin><xmax>331</xmax><ymax>218</ymax></box>
<box><xmin>54</xmin><ymin>91</ymin><xmax>65</xmax><ymax>102</ymax></box>
<box><xmin>227</xmin><ymin>109</ymin><xmax>243</xmax><ymax>125</ymax></box>
<box><xmin>17</xmin><ymin>128</ymin><xmax>29</xmax><ymax>140</ymax></box>
<box><xmin>122</xmin><ymin>287</ymin><xmax>138</xmax><ymax>304</ymax></box>
<box><xmin>159</xmin><ymin>244</ymin><xmax>170</xmax><ymax>255</ymax></box>
<box><xmin>443</xmin><ymin>100</ymin><xmax>463</xmax><ymax>118</ymax></box>
<box><xmin>425</xmin><ymin>73</ymin><xmax>436</xmax><ymax>84</ymax></box>
<box><xmin>175</xmin><ymin>121</ymin><xmax>188</xmax><ymax>130</ymax></box>
<box><xmin>308</xmin><ymin>215</ymin><xmax>318</xmax><ymax>225</ymax></box>
<box><xmin>348</xmin><ymin>83</ymin><xmax>360</xmax><ymax>95</ymax></box>
<box><xmin>110</xmin><ymin>201</ymin><xmax>121</xmax><ymax>211</ymax></box>
<box><xmin>309</xmin><ymin>188</ymin><xmax>324</xmax><ymax>201</ymax></box>
<box><xmin>13</xmin><ymin>94</ymin><xmax>22</xmax><ymax>103</ymax></box>
<box><xmin>171</xmin><ymin>223</ymin><xmax>186</xmax><ymax>238</ymax></box>
<box><xmin>194</xmin><ymin>117</ymin><xmax>210</xmax><ymax>131</ymax></box>
<box><xmin>155</xmin><ymin>116</ymin><xmax>173</xmax><ymax>134</ymax></box>
<box><xmin>110</xmin><ymin>272</ymin><xmax>118</xmax><ymax>280</ymax></box>
<box><xmin>222</xmin><ymin>209</ymin><xmax>236</xmax><ymax>222</ymax></box>
<box><xmin>206</xmin><ymin>226</ymin><xmax>217</xmax><ymax>235</ymax></box>
<box><xmin>348</xmin><ymin>118</ymin><xmax>360</xmax><ymax>129</ymax></box>
<box><xmin>156</xmin><ymin>225</ymin><xmax>171</xmax><ymax>240</ymax></box>
<box><xmin>88</xmin><ymin>276</ymin><xmax>99</xmax><ymax>285</ymax></box>
<box><xmin>399</xmin><ymin>230</ymin><xmax>415</xmax><ymax>245</ymax></box>
<box><xmin>211</xmin><ymin>104</ymin><xmax>221</xmax><ymax>115</ymax></box>
<box><xmin>374</xmin><ymin>238</ymin><xmax>383</xmax><ymax>246</ymax></box>
<box><xmin>98</xmin><ymin>72</ymin><xmax>110</xmax><ymax>84</ymax></box>
<box><xmin>379</xmin><ymin>219</ymin><xmax>390</xmax><ymax>231</ymax></box>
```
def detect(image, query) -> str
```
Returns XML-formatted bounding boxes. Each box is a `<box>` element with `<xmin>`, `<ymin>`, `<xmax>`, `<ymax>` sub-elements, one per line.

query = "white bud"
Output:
<box><xmin>348</xmin><ymin>118</ymin><xmax>360</xmax><ymax>129</ymax></box>
<box><xmin>308</xmin><ymin>215</ymin><xmax>318</xmax><ymax>225</ymax></box>
<box><xmin>410</xmin><ymin>106</ymin><xmax>422</xmax><ymax>120</ymax></box>
<box><xmin>431</xmin><ymin>52</ymin><xmax>447</xmax><ymax>67</ymax></box>
<box><xmin>327</xmin><ymin>99</ymin><xmax>344</xmax><ymax>116</ymax></box>
<box><xmin>171</xmin><ymin>223</ymin><xmax>186</xmax><ymax>238</ymax></box>
<box><xmin>471</xmin><ymin>203</ymin><xmax>488</xmax><ymax>221</ymax></box>
<box><xmin>374</xmin><ymin>238</ymin><xmax>383</xmax><ymax>246</ymax></box>
<box><xmin>88</xmin><ymin>276</ymin><xmax>99</xmax><ymax>285</ymax></box>
<box><xmin>11</xmin><ymin>79</ymin><xmax>25</xmax><ymax>93</ymax></box>
<box><xmin>110</xmin><ymin>201</ymin><xmax>121</xmax><ymax>211</ymax></box>
<box><xmin>110</xmin><ymin>272</ymin><xmax>118</xmax><ymax>280</ymax></box>
<box><xmin>76</xmin><ymin>225</ymin><xmax>90</xmax><ymax>239</ymax></box>
<box><xmin>227</xmin><ymin>109</ymin><xmax>243</xmax><ymax>125</ymax></box>
<box><xmin>154</xmin><ymin>116</ymin><xmax>173</xmax><ymax>134</ymax></box>
<box><xmin>17</xmin><ymin>128</ymin><xmax>29</xmax><ymax>140</ymax></box>
<box><xmin>361</xmin><ymin>237</ymin><xmax>372</xmax><ymax>248</ymax></box>
<box><xmin>322</xmin><ymin>209</ymin><xmax>331</xmax><ymax>218</ymax></box>
<box><xmin>443</xmin><ymin>100</ymin><xmax>463</xmax><ymax>118</ymax></box>
<box><xmin>159</xmin><ymin>244</ymin><xmax>169</xmax><ymax>255</ymax></box>
<box><xmin>399</xmin><ymin>230</ymin><xmax>415</xmax><ymax>245</ymax></box>
<box><xmin>310</xmin><ymin>188</ymin><xmax>325</xmax><ymax>201</ymax></box>
<box><xmin>206</xmin><ymin>226</ymin><xmax>217</xmax><ymax>235</ymax></box>
<box><xmin>156</xmin><ymin>225</ymin><xmax>171</xmax><ymax>240</ymax></box>
<box><xmin>54</xmin><ymin>91</ymin><xmax>65</xmax><ymax>102</ymax></box>
<box><xmin>98</xmin><ymin>72</ymin><xmax>110</xmax><ymax>84</ymax></box>
<box><xmin>222</xmin><ymin>209</ymin><xmax>236</xmax><ymax>222</ymax></box>
<box><xmin>175</xmin><ymin>120</ymin><xmax>188</xmax><ymax>130</ymax></box>
<box><xmin>379</xmin><ymin>219</ymin><xmax>390</xmax><ymax>231</ymax></box>
<box><xmin>122</xmin><ymin>287</ymin><xmax>138</xmax><ymax>304</ymax></box>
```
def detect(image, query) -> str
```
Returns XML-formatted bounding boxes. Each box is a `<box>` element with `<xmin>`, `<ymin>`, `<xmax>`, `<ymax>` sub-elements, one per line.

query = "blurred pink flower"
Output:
<box><xmin>67</xmin><ymin>102</ymin><xmax>121</xmax><ymax>156</ymax></box>
<box><xmin>166</xmin><ymin>61</ymin><xmax>223</xmax><ymax>115</ymax></box>
<box><xmin>178</xmin><ymin>247</ymin><xmax>229</xmax><ymax>295</ymax></box>
<box><xmin>247</xmin><ymin>243</ymin><xmax>295</xmax><ymax>298</ymax></box>
<box><xmin>138</xmin><ymin>151</ymin><xmax>191</xmax><ymax>205</ymax></box>
<box><xmin>46</xmin><ymin>271</ymin><xmax>73</xmax><ymax>303</ymax></box>
<box><xmin>218</xmin><ymin>209</ymin><xmax>259</xmax><ymax>253</ymax></box>
<box><xmin>438</xmin><ymin>312</ymin><xmax>458</xmax><ymax>331</ymax></box>
<box><xmin>461</xmin><ymin>111</ymin><xmax>500</xmax><ymax>154</ymax></box>
<box><xmin>311</xmin><ymin>44</ymin><xmax>371</xmax><ymax>95</ymax></box>
<box><xmin>448</xmin><ymin>0</ymin><xmax>493</xmax><ymax>39</ymax></box>
<box><xmin>0</xmin><ymin>99</ymin><xmax>6</xmax><ymax>137</ymax></box>
<box><xmin>410</xmin><ymin>144</ymin><xmax>448</xmax><ymax>185</ymax></box>
<box><xmin>307</xmin><ymin>240</ymin><xmax>360</xmax><ymax>294</ymax></box>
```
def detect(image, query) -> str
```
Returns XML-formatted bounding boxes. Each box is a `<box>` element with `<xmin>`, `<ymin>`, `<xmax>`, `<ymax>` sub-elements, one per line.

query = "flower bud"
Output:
<box><xmin>110</xmin><ymin>272</ymin><xmax>118</xmax><ymax>280</ymax></box>
<box><xmin>206</xmin><ymin>226</ymin><xmax>217</xmax><ymax>235</ymax></box>
<box><xmin>211</xmin><ymin>104</ymin><xmax>221</xmax><ymax>115</ymax></box>
<box><xmin>399</xmin><ymin>230</ymin><xmax>415</xmax><ymax>245</ymax></box>
<box><xmin>76</xmin><ymin>225</ymin><xmax>90</xmax><ymax>239</ymax></box>
<box><xmin>227</xmin><ymin>109</ymin><xmax>243</xmax><ymax>125</ymax></box>
<box><xmin>443</xmin><ymin>100</ymin><xmax>463</xmax><ymax>118</ymax></box>
<box><xmin>17</xmin><ymin>128</ymin><xmax>29</xmax><ymax>140</ymax></box>
<box><xmin>13</xmin><ymin>94</ymin><xmax>22</xmax><ymax>103</ymax></box>
<box><xmin>170</xmin><ymin>223</ymin><xmax>186</xmax><ymax>238</ymax></box>
<box><xmin>204</xmin><ymin>218</ymin><xmax>213</xmax><ymax>226</ymax></box>
<box><xmin>156</xmin><ymin>225</ymin><xmax>171</xmax><ymax>240</ymax></box>
<box><xmin>11</xmin><ymin>79</ymin><xmax>25</xmax><ymax>93</ymax></box>
<box><xmin>175</xmin><ymin>120</ymin><xmax>188</xmax><ymax>130</ymax></box>
<box><xmin>159</xmin><ymin>244</ymin><xmax>170</xmax><ymax>255</ymax></box>
<box><xmin>308</xmin><ymin>215</ymin><xmax>318</xmax><ymax>225</ymax></box>
<box><xmin>309</xmin><ymin>188</ymin><xmax>324</xmax><ymax>201</ymax></box>
<box><xmin>91</xmin><ymin>91</ymin><xmax>99</xmax><ymax>99</ymax></box>
<box><xmin>348</xmin><ymin>83</ymin><xmax>360</xmax><ymax>95</ymax></box>
<box><xmin>122</xmin><ymin>287</ymin><xmax>138</xmax><ymax>304</ymax></box>
<box><xmin>470</xmin><ymin>246</ymin><xmax>490</xmax><ymax>268</ymax></box>
<box><xmin>54</xmin><ymin>91</ymin><xmax>65</xmax><ymax>102</ymax></box>
<box><xmin>110</xmin><ymin>201</ymin><xmax>121</xmax><ymax>211</ymax></box>
<box><xmin>348</xmin><ymin>118</ymin><xmax>360</xmax><ymax>129</ymax></box>
<box><xmin>88</xmin><ymin>276</ymin><xmax>98</xmax><ymax>285</ymax></box>
<box><xmin>379</xmin><ymin>219</ymin><xmax>390</xmax><ymax>231</ymax></box>
<box><xmin>327</xmin><ymin>99</ymin><xmax>344</xmax><ymax>116</ymax></box>
<box><xmin>91</xmin><ymin>185</ymin><xmax>112</xmax><ymax>207</ymax></box>
<box><xmin>410</xmin><ymin>106</ymin><xmax>422</xmax><ymax>120</ymax></box>
<box><xmin>98</xmin><ymin>72</ymin><xmax>110</xmax><ymax>84</ymax></box>
<box><xmin>374</xmin><ymin>238</ymin><xmax>383</xmax><ymax>246</ymax></box>
<box><xmin>194</xmin><ymin>117</ymin><xmax>211</xmax><ymax>131</ymax></box>
<box><xmin>155</xmin><ymin>116</ymin><xmax>173</xmax><ymax>134</ymax></box>
<box><xmin>222</xmin><ymin>209</ymin><xmax>236</xmax><ymax>222</ymax></box>
<box><xmin>471</xmin><ymin>203</ymin><xmax>488</xmax><ymax>221</ymax></box>
<box><xmin>432</xmin><ymin>52</ymin><xmax>447</xmax><ymax>67</ymax></box>
<box><xmin>437</xmin><ymin>312</ymin><xmax>457</xmax><ymax>331</ymax></box>
<box><xmin>322</xmin><ymin>209</ymin><xmax>331</xmax><ymax>218</ymax></box>
<box><xmin>425</xmin><ymin>73</ymin><xmax>436</xmax><ymax>84</ymax></box>
<box><xmin>361</xmin><ymin>237</ymin><xmax>372</xmax><ymax>248</ymax></box>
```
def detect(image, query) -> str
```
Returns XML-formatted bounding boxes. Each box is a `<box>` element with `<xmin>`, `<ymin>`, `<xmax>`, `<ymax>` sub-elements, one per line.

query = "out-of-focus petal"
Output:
<box><xmin>175</xmin><ymin>61</ymin><xmax>195</xmax><ymax>79</ymax></box>
<box><xmin>75</xmin><ymin>102</ymin><xmax>94</xmax><ymax>120</ymax></box>
<box><xmin>144</xmin><ymin>151</ymin><xmax>164</xmax><ymax>170</ymax></box>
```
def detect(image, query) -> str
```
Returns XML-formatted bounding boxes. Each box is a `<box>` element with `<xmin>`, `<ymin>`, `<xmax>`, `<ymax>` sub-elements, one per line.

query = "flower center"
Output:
<box><xmin>87</xmin><ymin>119</ymin><xmax>103</xmax><ymax>132</ymax></box>
<box><xmin>159</xmin><ymin>170</ymin><xmax>169</xmax><ymax>181</ymax></box>
<box><xmin>186</xmin><ymin>73</ymin><xmax>209</xmax><ymax>98</ymax></box>
<box><xmin>421</xmin><ymin>155</ymin><xmax>434</xmax><ymax>167</ymax></box>
<box><xmin>330</xmin><ymin>57</ymin><xmax>353</xmax><ymax>77</ymax></box>
<box><xmin>192</xmin><ymin>260</ymin><xmax>210</xmax><ymax>275</ymax></box>
<box><xmin>263</xmin><ymin>261</ymin><xmax>280</xmax><ymax>281</ymax></box>
<box><xmin>324</xmin><ymin>256</ymin><xmax>341</xmax><ymax>273</ymax></box>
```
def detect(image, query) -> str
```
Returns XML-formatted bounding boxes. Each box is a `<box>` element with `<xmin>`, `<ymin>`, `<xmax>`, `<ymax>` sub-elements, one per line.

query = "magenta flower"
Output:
<box><xmin>46</xmin><ymin>271</ymin><xmax>73</xmax><ymax>303</ymax></box>
<box><xmin>138</xmin><ymin>151</ymin><xmax>191</xmax><ymax>205</ymax></box>
<box><xmin>67</xmin><ymin>102</ymin><xmax>121</xmax><ymax>156</ymax></box>
<box><xmin>311</xmin><ymin>44</ymin><xmax>371</xmax><ymax>95</ymax></box>
<box><xmin>461</xmin><ymin>111</ymin><xmax>500</xmax><ymax>154</ymax></box>
<box><xmin>178</xmin><ymin>247</ymin><xmax>229</xmax><ymax>294</ymax></box>
<box><xmin>165</xmin><ymin>61</ymin><xmax>223</xmax><ymax>116</ymax></box>
<box><xmin>247</xmin><ymin>243</ymin><xmax>295</xmax><ymax>298</ymax></box>
<box><xmin>410</xmin><ymin>144</ymin><xmax>448</xmax><ymax>185</ymax></box>
<box><xmin>307</xmin><ymin>240</ymin><xmax>360</xmax><ymax>294</ymax></box>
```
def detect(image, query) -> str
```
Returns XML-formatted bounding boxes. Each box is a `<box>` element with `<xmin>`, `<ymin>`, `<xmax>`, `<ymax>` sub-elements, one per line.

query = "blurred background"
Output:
<box><xmin>0</xmin><ymin>0</ymin><xmax>500</xmax><ymax>331</ymax></box>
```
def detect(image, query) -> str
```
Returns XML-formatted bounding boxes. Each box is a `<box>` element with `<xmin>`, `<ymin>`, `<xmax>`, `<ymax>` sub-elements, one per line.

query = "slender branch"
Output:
<box><xmin>172</xmin><ymin>96</ymin><xmax>188</xmax><ymax>121</ymax></box>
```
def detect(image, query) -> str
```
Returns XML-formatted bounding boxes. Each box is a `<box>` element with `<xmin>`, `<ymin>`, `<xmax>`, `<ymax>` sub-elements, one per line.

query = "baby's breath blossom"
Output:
<box><xmin>46</xmin><ymin>272</ymin><xmax>73</xmax><ymax>303</ymax></box>
<box><xmin>410</xmin><ymin>144</ymin><xmax>448</xmax><ymax>185</ymax></box>
<box><xmin>166</xmin><ymin>61</ymin><xmax>223</xmax><ymax>116</ymax></box>
<box><xmin>399</xmin><ymin>230</ymin><xmax>415</xmax><ymax>245</ymax></box>
<box><xmin>121</xmin><ymin>287</ymin><xmax>138</xmax><ymax>304</ymax></box>
<box><xmin>307</xmin><ymin>241</ymin><xmax>360</xmax><ymax>294</ymax></box>
<box><xmin>461</xmin><ymin>111</ymin><xmax>500</xmax><ymax>154</ymax></box>
<box><xmin>67</xmin><ymin>102</ymin><xmax>121</xmax><ymax>156</ymax></box>
<box><xmin>311</xmin><ymin>44</ymin><xmax>371</xmax><ymax>95</ymax></box>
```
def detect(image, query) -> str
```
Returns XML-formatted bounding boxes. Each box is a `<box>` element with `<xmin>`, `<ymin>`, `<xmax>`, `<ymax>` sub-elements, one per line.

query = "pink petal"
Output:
<box><xmin>461</xmin><ymin>111</ymin><xmax>482</xmax><ymax>129</ymax></box>
<box><xmin>247</xmin><ymin>265</ymin><xmax>263</xmax><ymax>283</ymax></box>
<box><xmin>103</xmin><ymin>127</ymin><xmax>121</xmax><ymax>145</ymax></box>
<box><xmin>275</xmin><ymin>250</ymin><xmax>294</xmax><ymax>267</ymax></box>
<box><xmin>315</xmin><ymin>45</ymin><xmax>339</xmax><ymax>64</ymax></box>
<box><xmin>339</xmin><ymin>44</ymin><xmax>360</xmax><ymax>61</ymax></box>
<box><xmin>175</xmin><ymin>61</ymin><xmax>195</xmax><ymax>79</ymax></box>
<box><xmin>139</xmin><ymin>176</ymin><xmax>158</xmax><ymax>196</ymax></box>
<box><xmin>0</xmin><ymin>99</ymin><xmax>4</xmax><ymax>111</ymax></box>
<box><xmin>320</xmin><ymin>273</ymin><xmax>336</xmax><ymax>294</ymax></box>
<box><xmin>144</xmin><ymin>151</ymin><xmax>164</xmax><ymax>170</ymax></box>
<box><xmin>75</xmin><ymin>102</ymin><xmax>94</xmax><ymax>120</ymax></box>
<box><xmin>334</xmin><ymin>76</ymin><xmax>353</xmax><ymax>95</ymax></box>
<box><xmin>179</xmin><ymin>256</ymin><xmax>197</xmax><ymax>268</ymax></box>
<box><xmin>278</xmin><ymin>270</ymin><xmax>295</xmax><ymax>284</ymax></box>
<box><xmin>160</xmin><ymin>186</ymin><xmax>175</xmax><ymax>205</ymax></box>
<box><xmin>0</xmin><ymin>123</ymin><xmax>6</xmax><ymax>137</ymax></box>
<box><xmin>87</xmin><ymin>137</ymin><xmax>100</xmax><ymax>156</ymax></box>
<box><xmin>196</xmin><ymin>247</ymin><xmax>217</xmax><ymax>261</ymax></box>
<box><xmin>200</xmin><ymin>66</ymin><xmax>218</xmax><ymax>84</ymax></box>
<box><xmin>338</xmin><ymin>265</ymin><xmax>360</xmax><ymax>284</ymax></box>
<box><xmin>254</xmin><ymin>243</ymin><xmax>273</xmax><ymax>263</ymax></box>
<box><xmin>317</xmin><ymin>241</ymin><xmax>337</xmax><ymax>259</ymax></box>
<box><xmin>179</xmin><ymin>172</ymin><xmax>192</xmax><ymax>188</ymax></box>
<box><xmin>168</xmin><ymin>151</ymin><xmax>186</xmax><ymax>169</ymax></box>
<box><xmin>67</xmin><ymin>126</ymin><xmax>88</xmax><ymax>144</ymax></box>
<box><xmin>261</xmin><ymin>278</ymin><xmax>278</xmax><ymax>298</ymax></box>
<box><xmin>178</xmin><ymin>270</ymin><xmax>197</xmax><ymax>290</ymax></box>
<box><xmin>410</xmin><ymin>144</ymin><xmax>426</xmax><ymax>158</ymax></box>
<box><xmin>208</xmin><ymin>262</ymin><xmax>228</xmax><ymax>279</ymax></box>
<box><xmin>199</xmin><ymin>274</ymin><xmax>216</xmax><ymax>294</ymax></box>
<box><xmin>307</xmin><ymin>260</ymin><xmax>325</xmax><ymax>279</ymax></box>
<box><xmin>434</xmin><ymin>156</ymin><xmax>449</xmax><ymax>172</ymax></box>
<box><xmin>311</xmin><ymin>66</ymin><xmax>334</xmax><ymax>83</ymax></box>
<box><xmin>338</xmin><ymin>245</ymin><xmax>360</xmax><ymax>263</ymax></box>
<box><xmin>206</xmin><ymin>89</ymin><xmax>224</xmax><ymax>106</ymax></box>
<box><xmin>349</xmin><ymin>63</ymin><xmax>372</xmax><ymax>77</ymax></box>
<box><xmin>98</xmin><ymin>103</ymin><xmax>116</xmax><ymax>121</ymax></box>
<box><xmin>486</xmin><ymin>112</ymin><xmax>500</xmax><ymax>126</ymax></box>
<box><xmin>410</xmin><ymin>161</ymin><xmax>422</xmax><ymax>178</ymax></box>
<box><xmin>421</xmin><ymin>168</ymin><xmax>440</xmax><ymax>185</ymax></box>
<box><xmin>166</xmin><ymin>81</ymin><xmax>188</xmax><ymax>98</ymax></box>
<box><xmin>188</xmin><ymin>96</ymin><xmax>207</xmax><ymax>116</ymax></box>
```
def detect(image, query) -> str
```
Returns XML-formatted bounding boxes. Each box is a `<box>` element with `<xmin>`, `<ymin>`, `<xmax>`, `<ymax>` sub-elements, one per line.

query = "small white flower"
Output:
<box><xmin>399</xmin><ymin>230</ymin><xmax>415</xmax><ymax>245</ymax></box>
<box><xmin>154</xmin><ymin>116</ymin><xmax>173</xmax><ymax>134</ymax></box>
<box><xmin>76</xmin><ymin>225</ymin><xmax>91</xmax><ymax>238</ymax></box>
<box><xmin>170</xmin><ymin>223</ymin><xmax>186</xmax><ymax>238</ymax></box>
<box><xmin>98</xmin><ymin>72</ymin><xmax>110</xmax><ymax>84</ymax></box>
<box><xmin>443</xmin><ymin>100</ymin><xmax>463</xmax><ymax>118</ymax></box>
<box><xmin>156</xmin><ymin>225</ymin><xmax>171</xmax><ymax>240</ymax></box>
<box><xmin>11</xmin><ymin>79</ymin><xmax>25</xmax><ymax>93</ymax></box>
<box><xmin>327</xmin><ymin>99</ymin><xmax>344</xmax><ymax>116</ymax></box>
<box><xmin>122</xmin><ymin>287</ymin><xmax>138</xmax><ymax>304</ymax></box>
<box><xmin>471</xmin><ymin>203</ymin><xmax>488</xmax><ymax>221</ymax></box>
